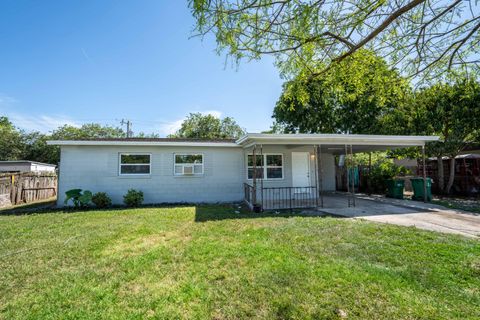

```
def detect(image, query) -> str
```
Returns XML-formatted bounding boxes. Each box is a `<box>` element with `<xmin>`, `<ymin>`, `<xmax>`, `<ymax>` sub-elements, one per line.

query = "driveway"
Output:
<box><xmin>318</xmin><ymin>193</ymin><xmax>480</xmax><ymax>238</ymax></box>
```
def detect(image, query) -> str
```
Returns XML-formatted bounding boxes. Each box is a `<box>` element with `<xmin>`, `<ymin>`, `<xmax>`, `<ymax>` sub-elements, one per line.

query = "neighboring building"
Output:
<box><xmin>47</xmin><ymin>134</ymin><xmax>438</xmax><ymax>208</ymax></box>
<box><xmin>0</xmin><ymin>161</ymin><xmax>56</xmax><ymax>173</ymax></box>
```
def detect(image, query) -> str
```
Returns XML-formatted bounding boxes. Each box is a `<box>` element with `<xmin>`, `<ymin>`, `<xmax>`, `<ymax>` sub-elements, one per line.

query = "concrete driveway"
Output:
<box><xmin>318</xmin><ymin>193</ymin><xmax>480</xmax><ymax>238</ymax></box>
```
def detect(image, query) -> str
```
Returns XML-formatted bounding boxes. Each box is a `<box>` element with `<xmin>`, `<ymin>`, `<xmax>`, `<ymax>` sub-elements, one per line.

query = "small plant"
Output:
<box><xmin>91</xmin><ymin>192</ymin><xmax>112</xmax><ymax>208</ymax></box>
<box><xmin>64</xmin><ymin>189</ymin><xmax>92</xmax><ymax>207</ymax></box>
<box><xmin>123</xmin><ymin>189</ymin><xmax>144</xmax><ymax>207</ymax></box>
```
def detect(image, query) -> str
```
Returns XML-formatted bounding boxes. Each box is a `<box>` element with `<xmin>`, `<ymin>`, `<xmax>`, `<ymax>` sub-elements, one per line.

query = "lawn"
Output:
<box><xmin>1</xmin><ymin>205</ymin><xmax>479</xmax><ymax>319</ymax></box>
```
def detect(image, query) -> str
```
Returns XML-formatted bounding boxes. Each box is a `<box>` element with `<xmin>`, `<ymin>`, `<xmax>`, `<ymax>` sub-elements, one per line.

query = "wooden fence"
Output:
<box><xmin>0</xmin><ymin>173</ymin><xmax>57</xmax><ymax>207</ymax></box>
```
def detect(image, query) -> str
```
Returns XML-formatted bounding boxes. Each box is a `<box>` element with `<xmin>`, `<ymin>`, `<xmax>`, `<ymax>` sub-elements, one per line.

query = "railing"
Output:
<box><xmin>243</xmin><ymin>183</ymin><xmax>255</xmax><ymax>209</ymax></box>
<box><xmin>262</xmin><ymin>186</ymin><xmax>319</xmax><ymax>211</ymax></box>
<box><xmin>244</xmin><ymin>183</ymin><xmax>320</xmax><ymax>211</ymax></box>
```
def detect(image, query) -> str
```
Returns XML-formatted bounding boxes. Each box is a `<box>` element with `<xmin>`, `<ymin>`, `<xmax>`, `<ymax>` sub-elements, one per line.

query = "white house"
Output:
<box><xmin>47</xmin><ymin>134</ymin><xmax>439</xmax><ymax>209</ymax></box>
<box><xmin>0</xmin><ymin>161</ymin><xmax>56</xmax><ymax>173</ymax></box>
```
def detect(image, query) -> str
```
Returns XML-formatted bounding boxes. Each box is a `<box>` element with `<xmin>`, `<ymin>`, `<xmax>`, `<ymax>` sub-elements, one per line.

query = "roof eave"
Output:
<box><xmin>46</xmin><ymin>140</ymin><xmax>240</xmax><ymax>147</ymax></box>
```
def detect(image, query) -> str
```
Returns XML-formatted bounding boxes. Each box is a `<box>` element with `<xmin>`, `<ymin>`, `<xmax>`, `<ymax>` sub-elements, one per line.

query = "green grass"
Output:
<box><xmin>1</xmin><ymin>205</ymin><xmax>479</xmax><ymax>319</ymax></box>
<box><xmin>432</xmin><ymin>198</ymin><xmax>480</xmax><ymax>214</ymax></box>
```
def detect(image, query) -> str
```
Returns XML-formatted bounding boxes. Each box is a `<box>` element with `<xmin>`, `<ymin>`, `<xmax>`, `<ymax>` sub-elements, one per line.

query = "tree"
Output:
<box><xmin>273</xmin><ymin>51</ymin><xmax>410</xmax><ymax>134</ymax></box>
<box><xmin>190</xmin><ymin>0</ymin><xmax>480</xmax><ymax>82</ymax></box>
<box><xmin>22</xmin><ymin>123</ymin><xmax>126</xmax><ymax>165</ymax></box>
<box><xmin>169</xmin><ymin>113</ymin><xmax>245</xmax><ymax>139</ymax></box>
<box><xmin>50</xmin><ymin>123</ymin><xmax>125</xmax><ymax>140</ymax></box>
<box><xmin>413</xmin><ymin>77</ymin><xmax>480</xmax><ymax>194</ymax></box>
<box><xmin>0</xmin><ymin>117</ymin><xmax>25</xmax><ymax>161</ymax></box>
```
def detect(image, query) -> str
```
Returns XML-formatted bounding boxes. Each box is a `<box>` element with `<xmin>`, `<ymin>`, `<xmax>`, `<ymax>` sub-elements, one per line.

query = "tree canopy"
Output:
<box><xmin>190</xmin><ymin>0</ymin><xmax>480</xmax><ymax>82</ymax></box>
<box><xmin>0</xmin><ymin>117</ymin><xmax>25</xmax><ymax>161</ymax></box>
<box><xmin>169</xmin><ymin>113</ymin><xmax>245</xmax><ymax>139</ymax></box>
<box><xmin>273</xmin><ymin>50</ymin><xmax>410</xmax><ymax>134</ymax></box>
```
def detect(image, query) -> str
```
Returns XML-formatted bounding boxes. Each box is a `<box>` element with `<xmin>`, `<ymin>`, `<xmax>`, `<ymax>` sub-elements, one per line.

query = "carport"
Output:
<box><xmin>238</xmin><ymin>134</ymin><xmax>440</xmax><ymax>210</ymax></box>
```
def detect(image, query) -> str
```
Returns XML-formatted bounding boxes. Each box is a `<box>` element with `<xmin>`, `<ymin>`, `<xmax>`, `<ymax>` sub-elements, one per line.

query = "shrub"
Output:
<box><xmin>123</xmin><ymin>189</ymin><xmax>144</xmax><ymax>207</ymax></box>
<box><xmin>369</xmin><ymin>160</ymin><xmax>410</xmax><ymax>193</ymax></box>
<box><xmin>91</xmin><ymin>192</ymin><xmax>112</xmax><ymax>208</ymax></box>
<box><xmin>64</xmin><ymin>189</ymin><xmax>92</xmax><ymax>207</ymax></box>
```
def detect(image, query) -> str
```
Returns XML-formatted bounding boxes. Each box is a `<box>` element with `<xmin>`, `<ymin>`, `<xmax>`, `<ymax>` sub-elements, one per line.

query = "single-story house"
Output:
<box><xmin>0</xmin><ymin>160</ymin><xmax>56</xmax><ymax>173</ymax></box>
<box><xmin>47</xmin><ymin>134</ymin><xmax>439</xmax><ymax>209</ymax></box>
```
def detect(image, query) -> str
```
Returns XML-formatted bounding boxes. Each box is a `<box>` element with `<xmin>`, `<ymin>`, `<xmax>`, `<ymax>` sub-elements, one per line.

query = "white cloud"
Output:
<box><xmin>156</xmin><ymin>110</ymin><xmax>223</xmax><ymax>136</ymax></box>
<box><xmin>0</xmin><ymin>93</ymin><xmax>80</xmax><ymax>132</ymax></box>
<box><xmin>0</xmin><ymin>93</ymin><xmax>18</xmax><ymax>106</ymax></box>
<box><xmin>8</xmin><ymin>113</ymin><xmax>80</xmax><ymax>132</ymax></box>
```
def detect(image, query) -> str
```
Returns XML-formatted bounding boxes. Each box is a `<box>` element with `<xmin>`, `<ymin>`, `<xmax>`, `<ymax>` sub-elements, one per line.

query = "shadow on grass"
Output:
<box><xmin>0</xmin><ymin>200</ymin><xmax>57</xmax><ymax>216</ymax></box>
<box><xmin>0</xmin><ymin>201</ymin><xmax>333</xmax><ymax>222</ymax></box>
<box><xmin>194</xmin><ymin>204</ymin><xmax>332</xmax><ymax>222</ymax></box>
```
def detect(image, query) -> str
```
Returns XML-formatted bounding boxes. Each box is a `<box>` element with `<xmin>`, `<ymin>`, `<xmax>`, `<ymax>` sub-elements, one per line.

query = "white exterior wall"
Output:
<box><xmin>30</xmin><ymin>163</ymin><xmax>56</xmax><ymax>173</ymax></box>
<box><xmin>0</xmin><ymin>163</ymin><xmax>32</xmax><ymax>172</ymax></box>
<box><xmin>0</xmin><ymin>163</ymin><xmax>55</xmax><ymax>173</ymax></box>
<box><xmin>57</xmin><ymin>145</ymin><xmax>244</xmax><ymax>206</ymax></box>
<box><xmin>243</xmin><ymin>145</ymin><xmax>336</xmax><ymax>191</ymax></box>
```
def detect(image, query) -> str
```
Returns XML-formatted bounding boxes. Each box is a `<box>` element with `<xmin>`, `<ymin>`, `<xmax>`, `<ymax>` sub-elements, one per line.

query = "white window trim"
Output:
<box><xmin>173</xmin><ymin>153</ymin><xmax>204</xmax><ymax>176</ymax></box>
<box><xmin>119</xmin><ymin>153</ymin><xmax>151</xmax><ymax>176</ymax></box>
<box><xmin>246</xmin><ymin>153</ymin><xmax>284</xmax><ymax>180</ymax></box>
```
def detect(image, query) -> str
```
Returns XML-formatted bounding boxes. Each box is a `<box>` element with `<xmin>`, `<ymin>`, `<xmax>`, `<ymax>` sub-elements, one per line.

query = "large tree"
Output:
<box><xmin>0</xmin><ymin>117</ymin><xmax>25</xmax><ymax>161</ymax></box>
<box><xmin>23</xmin><ymin>124</ymin><xmax>126</xmax><ymax>165</ymax></box>
<box><xmin>169</xmin><ymin>113</ymin><xmax>245</xmax><ymax>139</ymax></box>
<box><xmin>273</xmin><ymin>50</ymin><xmax>410</xmax><ymax>134</ymax></box>
<box><xmin>190</xmin><ymin>0</ymin><xmax>480</xmax><ymax>82</ymax></box>
<box><xmin>413</xmin><ymin>78</ymin><xmax>480</xmax><ymax>194</ymax></box>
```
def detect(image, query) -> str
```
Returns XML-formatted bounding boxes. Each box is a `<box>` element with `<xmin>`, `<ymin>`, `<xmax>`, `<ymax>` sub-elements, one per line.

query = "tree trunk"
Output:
<box><xmin>445</xmin><ymin>157</ymin><xmax>456</xmax><ymax>194</ymax></box>
<box><xmin>437</xmin><ymin>157</ymin><xmax>444</xmax><ymax>194</ymax></box>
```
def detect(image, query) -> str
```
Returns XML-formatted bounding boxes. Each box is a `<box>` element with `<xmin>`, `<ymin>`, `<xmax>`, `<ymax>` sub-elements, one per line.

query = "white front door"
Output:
<box><xmin>292</xmin><ymin>152</ymin><xmax>310</xmax><ymax>192</ymax></box>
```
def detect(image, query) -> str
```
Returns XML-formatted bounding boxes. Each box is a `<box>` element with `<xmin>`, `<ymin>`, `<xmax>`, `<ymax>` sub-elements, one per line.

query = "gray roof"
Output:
<box><xmin>0</xmin><ymin>160</ymin><xmax>56</xmax><ymax>167</ymax></box>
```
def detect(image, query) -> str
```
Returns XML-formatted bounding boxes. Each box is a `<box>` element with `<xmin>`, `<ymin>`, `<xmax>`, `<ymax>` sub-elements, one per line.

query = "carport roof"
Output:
<box><xmin>236</xmin><ymin>133</ymin><xmax>440</xmax><ymax>152</ymax></box>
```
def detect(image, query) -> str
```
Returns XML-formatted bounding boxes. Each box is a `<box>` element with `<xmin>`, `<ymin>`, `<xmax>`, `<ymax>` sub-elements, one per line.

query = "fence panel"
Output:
<box><xmin>0</xmin><ymin>173</ymin><xmax>57</xmax><ymax>207</ymax></box>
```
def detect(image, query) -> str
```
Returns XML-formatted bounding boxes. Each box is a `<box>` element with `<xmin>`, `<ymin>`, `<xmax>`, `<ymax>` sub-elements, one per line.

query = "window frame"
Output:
<box><xmin>173</xmin><ymin>153</ymin><xmax>204</xmax><ymax>176</ymax></box>
<box><xmin>118</xmin><ymin>153</ymin><xmax>151</xmax><ymax>176</ymax></box>
<box><xmin>246</xmin><ymin>153</ymin><xmax>284</xmax><ymax>180</ymax></box>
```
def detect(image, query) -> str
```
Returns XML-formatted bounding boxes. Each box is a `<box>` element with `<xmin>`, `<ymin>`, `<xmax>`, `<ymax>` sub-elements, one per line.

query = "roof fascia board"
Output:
<box><xmin>46</xmin><ymin>140</ymin><xmax>240</xmax><ymax>147</ymax></box>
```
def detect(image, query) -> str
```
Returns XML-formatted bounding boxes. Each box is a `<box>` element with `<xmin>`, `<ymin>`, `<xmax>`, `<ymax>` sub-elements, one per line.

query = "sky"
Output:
<box><xmin>0</xmin><ymin>1</ymin><xmax>284</xmax><ymax>136</ymax></box>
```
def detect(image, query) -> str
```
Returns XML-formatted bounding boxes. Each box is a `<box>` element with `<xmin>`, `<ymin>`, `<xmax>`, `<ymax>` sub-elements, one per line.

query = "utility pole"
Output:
<box><xmin>120</xmin><ymin>119</ymin><xmax>133</xmax><ymax>138</ymax></box>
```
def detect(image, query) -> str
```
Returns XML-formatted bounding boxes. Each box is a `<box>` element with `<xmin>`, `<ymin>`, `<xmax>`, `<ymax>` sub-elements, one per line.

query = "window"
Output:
<box><xmin>174</xmin><ymin>154</ymin><xmax>203</xmax><ymax>175</ymax></box>
<box><xmin>247</xmin><ymin>154</ymin><xmax>283</xmax><ymax>180</ymax></box>
<box><xmin>119</xmin><ymin>153</ymin><xmax>151</xmax><ymax>175</ymax></box>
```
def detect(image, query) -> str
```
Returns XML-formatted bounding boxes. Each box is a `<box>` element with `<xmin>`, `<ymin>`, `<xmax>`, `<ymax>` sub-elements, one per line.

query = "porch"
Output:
<box><xmin>239</xmin><ymin>134</ymin><xmax>439</xmax><ymax>211</ymax></box>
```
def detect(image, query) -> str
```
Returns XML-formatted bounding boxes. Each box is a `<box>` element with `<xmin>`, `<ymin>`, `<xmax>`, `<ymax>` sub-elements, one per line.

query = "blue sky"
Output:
<box><xmin>0</xmin><ymin>1</ymin><xmax>283</xmax><ymax>136</ymax></box>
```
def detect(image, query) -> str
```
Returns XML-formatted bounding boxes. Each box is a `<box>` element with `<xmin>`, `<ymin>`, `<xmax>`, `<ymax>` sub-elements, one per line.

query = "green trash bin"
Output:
<box><xmin>411</xmin><ymin>177</ymin><xmax>432</xmax><ymax>201</ymax></box>
<box><xmin>385</xmin><ymin>179</ymin><xmax>405</xmax><ymax>199</ymax></box>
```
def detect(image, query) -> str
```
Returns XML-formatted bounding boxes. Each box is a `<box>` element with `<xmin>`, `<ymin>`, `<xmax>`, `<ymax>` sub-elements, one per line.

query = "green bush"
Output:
<box><xmin>91</xmin><ymin>192</ymin><xmax>112</xmax><ymax>208</ymax></box>
<box><xmin>64</xmin><ymin>189</ymin><xmax>92</xmax><ymax>207</ymax></box>
<box><xmin>123</xmin><ymin>189</ymin><xmax>144</xmax><ymax>207</ymax></box>
<box><xmin>369</xmin><ymin>160</ymin><xmax>410</xmax><ymax>193</ymax></box>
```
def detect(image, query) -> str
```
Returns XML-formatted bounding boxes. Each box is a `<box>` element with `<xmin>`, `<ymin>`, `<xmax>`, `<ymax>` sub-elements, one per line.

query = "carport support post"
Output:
<box><xmin>316</xmin><ymin>144</ymin><xmax>324</xmax><ymax>208</ymax></box>
<box><xmin>350</xmin><ymin>144</ymin><xmax>356</xmax><ymax>207</ymax></box>
<box><xmin>260</xmin><ymin>144</ymin><xmax>264</xmax><ymax>210</ymax></box>
<box><xmin>422</xmin><ymin>145</ymin><xmax>427</xmax><ymax>203</ymax></box>
<box><xmin>252</xmin><ymin>145</ymin><xmax>257</xmax><ymax>206</ymax></box>
<box><xmin>345</xmin><ymin>144</ymin><xmax>351</xmax><ymax>207</ymax></box>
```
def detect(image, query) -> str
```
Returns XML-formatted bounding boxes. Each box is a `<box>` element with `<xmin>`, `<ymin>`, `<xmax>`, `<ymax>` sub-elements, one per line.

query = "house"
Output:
<box><xmin>0</xmin><ymin>160</ymin><xmax>56</xmax><ymax>173</ymax></box>
<box><xmin>47</xmin><ymin>134</ymin><xmax>439</xmax><ymax>208</ymax></box>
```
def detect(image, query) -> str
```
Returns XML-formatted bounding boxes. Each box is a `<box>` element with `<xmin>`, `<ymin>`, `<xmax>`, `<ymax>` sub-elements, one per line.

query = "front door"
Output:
<box><xmin>292</xmin><ymin>152</ymin><xmax>310</xmax><ymax>192</ymax></box>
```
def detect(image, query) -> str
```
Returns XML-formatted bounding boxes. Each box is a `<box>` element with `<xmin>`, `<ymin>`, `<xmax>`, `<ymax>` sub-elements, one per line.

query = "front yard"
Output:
<box><xmin>1</xmin><ymin>205</ymin><xmax>479</xmax><ymax>319</ymax></box>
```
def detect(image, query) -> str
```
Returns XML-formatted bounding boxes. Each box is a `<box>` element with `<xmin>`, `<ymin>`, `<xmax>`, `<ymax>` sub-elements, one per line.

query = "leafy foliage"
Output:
<box><xmin>0</xmin><ymin>117</ymin><xmax>25</xmax><ymax>161</ymax></box>
<box><xmin>169</xmin><ymin>113</ymin><xmax>245</xmax><ymax>139</ymax></box>
<box><xmin>123</xmin><ymin>189</ymin><xmax>144</xmax><ymax>207</ymax></box>
<box><xmin>273</xmin><ymin>51</ymin><xmax>410</xmax><ymax>134</ymax></box>
<box><xmin>64</xmin><ymin>189</ymin><xmax>93</xmax><ymax>207</ymax></box>
<box><xmin>368</xmin><ymin>160</ymin><xmax>410</xmax><ymax>193</ymax></box>
<box><xmin>190</xmin><ymin>0</ymin><xmax>480</xmax><ymax>82</ymax></box>
<box><xmin>91</xmin><ymin>192</ymin><xmax>112</xmax><ymax>208</ymax></box>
